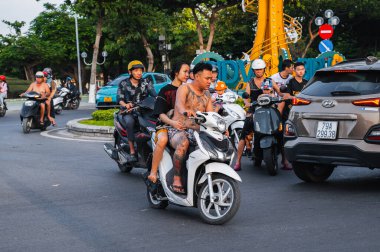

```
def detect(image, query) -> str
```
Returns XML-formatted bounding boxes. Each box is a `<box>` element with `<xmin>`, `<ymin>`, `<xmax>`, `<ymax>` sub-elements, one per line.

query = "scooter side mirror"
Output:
<box><xmin>209</xmin><ymin>88</ymin><xmax>216</xmax><ymax>94</ymax></box>
<box><xmin>242</xmin><ymin>92</ymin><xmax>250</xmax><ymax>99</ymax></box>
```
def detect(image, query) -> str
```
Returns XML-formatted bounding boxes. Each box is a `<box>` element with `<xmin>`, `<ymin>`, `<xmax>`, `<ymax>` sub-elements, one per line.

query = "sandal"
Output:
<box><xmin>170</xmin><ymin>184</ymin><xmax>185</xmax><ymax>194</ymax></box>
<box><xmin>39</xmin><ymin>121</ymin><xmax>44</xmax><ymax>127</ymax></box>
<box><xmin>142</xmin><ymin>172</ymin><xmax>158</xmax><ymax>193</ymax></box>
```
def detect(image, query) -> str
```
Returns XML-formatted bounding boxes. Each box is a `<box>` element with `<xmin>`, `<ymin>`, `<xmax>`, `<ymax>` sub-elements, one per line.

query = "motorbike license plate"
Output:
<box><xmin>316</xmin><ymin>121</ymin><xmax>338</xmax><ymax>140</ymax></box>
<box><xmin>104</xmin><ymin>97</ymin><xmax>112</xmax><ymax>102</ymax></box>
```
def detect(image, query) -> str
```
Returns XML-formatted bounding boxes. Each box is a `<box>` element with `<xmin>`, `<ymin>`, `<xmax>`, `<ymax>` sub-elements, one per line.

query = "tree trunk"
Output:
<box><xmin>88</xmin><ymin>15</ymin><xmax>103</xmax><ymax>103</ymax></box>
<box><xmin>24</xmin><ymin>65</ymin><xmax>35</xmax><ymax>81</ymax></box>
<box><xmin>302</xmin><ymin>17</ymin><xmax>318</xmax><ymax>58</ymax></box>
<box><xmin>206</xmin><ymin>10</ymin><xmax>217</xmax><ymax>51</ymax></box>
<box><xmin>141</xmin><ymin>34</ymin><xmax>154</xmax><ymax>72</ymax></box>
<box><xmin>192</xmin><ymin>8</ymin><xmax>204</xmax><ymax>53</ymax></box>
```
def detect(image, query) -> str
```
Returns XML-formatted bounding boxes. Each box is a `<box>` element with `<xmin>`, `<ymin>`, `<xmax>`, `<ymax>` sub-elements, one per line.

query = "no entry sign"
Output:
<box><xmin>319</xmin><ymin>24</ymin><xmax>334</xmax><ymax>40</ymax></box>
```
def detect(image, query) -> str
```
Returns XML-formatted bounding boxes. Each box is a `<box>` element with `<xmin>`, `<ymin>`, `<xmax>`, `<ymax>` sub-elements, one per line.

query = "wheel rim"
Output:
<box><xmin>149</xmin><ymin>191</ymin><xmax>162</xmax><ymax>205</ymax></box>
<box><xmin>200</xmin><ymin>178</ymin><xmax>234</xmax><ymax>220</ymax></box>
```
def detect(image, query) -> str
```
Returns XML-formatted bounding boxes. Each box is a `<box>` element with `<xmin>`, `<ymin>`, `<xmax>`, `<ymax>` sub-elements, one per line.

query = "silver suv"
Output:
<box><xmin>284</xmin><ymin>56</ymin><xmax>380</xmax><ymax>182</ymax></box>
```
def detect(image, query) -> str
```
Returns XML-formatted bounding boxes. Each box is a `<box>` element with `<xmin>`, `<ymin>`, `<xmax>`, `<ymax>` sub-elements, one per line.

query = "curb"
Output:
<box><xmin>66</xmin><ymin>118</ymin><xmax>114</xmax><ymax>138</ymax></box>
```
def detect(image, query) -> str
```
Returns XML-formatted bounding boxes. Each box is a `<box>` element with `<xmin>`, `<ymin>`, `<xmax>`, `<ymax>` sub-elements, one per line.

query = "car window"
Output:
<box><xmin>145</xmin><ymin>75</ymin><xmax>154</xmax><ymax>84</ymax></box>
<box><xmin>302</xmin><ymin>70</ymin><xmax>380</xmax><ymax>97</ymax></box>
<box><xmin>154</xmin><ymin>74</ymin><xmax>167</xmax><ymax>84</ymax></box>
<box><xmin>109</xmin><ymin>76</ymin><xmax>129</xmax><ymax>86</ymax></box>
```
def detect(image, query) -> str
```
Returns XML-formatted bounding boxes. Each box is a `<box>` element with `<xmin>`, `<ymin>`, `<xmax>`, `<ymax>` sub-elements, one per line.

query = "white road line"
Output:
<box><xmin>41</xmin><ymin>128</ymin><xmax>113</xmax><ymax>142</ymax></box>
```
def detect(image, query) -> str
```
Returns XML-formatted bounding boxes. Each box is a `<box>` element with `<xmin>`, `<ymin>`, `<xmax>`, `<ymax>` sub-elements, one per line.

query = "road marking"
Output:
<box><xmin>41</xmin><ymin>128</ymin><xmax>113</xmax><ymax>142</ymax></box>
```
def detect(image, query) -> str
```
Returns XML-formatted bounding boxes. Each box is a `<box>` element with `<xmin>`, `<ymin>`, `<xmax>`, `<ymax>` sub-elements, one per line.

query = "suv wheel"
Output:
<box><xmin>293</xmin><ymin>162</ymin><xmax>335</xmax><ymax>183</ymax></box>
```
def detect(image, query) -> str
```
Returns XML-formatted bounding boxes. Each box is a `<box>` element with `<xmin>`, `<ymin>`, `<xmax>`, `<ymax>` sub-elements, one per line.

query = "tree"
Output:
<box><xmin>161</xmin><ymin>0</ymin><xmax>239</xmax><ymax>52</ymax></box>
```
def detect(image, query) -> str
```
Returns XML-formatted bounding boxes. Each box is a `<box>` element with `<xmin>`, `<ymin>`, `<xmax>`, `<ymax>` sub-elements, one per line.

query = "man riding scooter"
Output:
<box><xmin>117</xmin><ymin>60</ymin><xmax>157</xmax><ymax>162</ymax></box>
<box><xmin>21</xmin><ymin>71</ymin><xmax>51</xmax><ymax>127</ymax></box>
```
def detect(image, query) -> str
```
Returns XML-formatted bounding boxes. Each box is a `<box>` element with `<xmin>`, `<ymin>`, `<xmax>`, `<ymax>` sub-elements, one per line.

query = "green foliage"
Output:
<box><xmin>235</xmin><ymin>96</ymin><xmax>245</xmax><ymax>108</ymax></box>
<box><xmin>91</xmin><ymin>109</ymin><xmax>118</xmax><ymax>121</ymax></box>
<box><xmin>79</xmin><ymin>119</ymin><xmax>114</xmax><ymax>126</ymax></box>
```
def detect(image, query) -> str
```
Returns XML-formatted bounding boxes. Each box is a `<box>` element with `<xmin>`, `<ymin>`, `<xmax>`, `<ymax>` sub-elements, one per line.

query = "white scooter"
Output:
<box><xmin>214</xmin><ymin>91</ymin><xmax>246</xmax><ymax>149</ymax></box>
<box><xmin>53</xmin><ymin>87</ymin><xmax>70</xmax><ymax>114</ymax></box>
<box><xmin>145</xmin><ymin>111</ymin><xmax>241</xmax><ymax>225</ymax></box>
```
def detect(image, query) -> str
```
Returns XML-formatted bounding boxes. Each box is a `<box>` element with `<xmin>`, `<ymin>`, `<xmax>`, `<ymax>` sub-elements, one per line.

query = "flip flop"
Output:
<box><xmin>170</xmin><ymin>184</ymin><xmax>186</xmax><ymax>194</ymax></box>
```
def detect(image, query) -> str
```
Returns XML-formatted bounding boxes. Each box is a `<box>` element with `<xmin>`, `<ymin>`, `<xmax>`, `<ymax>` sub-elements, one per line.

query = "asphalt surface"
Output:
<box><xmin>1</xmin><ymin>103</ymin><xmax>380</xmax><ymax>252</ymax></box>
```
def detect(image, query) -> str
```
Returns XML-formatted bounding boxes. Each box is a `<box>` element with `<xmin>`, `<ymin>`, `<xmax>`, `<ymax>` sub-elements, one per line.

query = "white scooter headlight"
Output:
<box><xmin>217</xmin><ymin>118</ymin><xmax>227</xmax><ymax>132</ymax></box>
<box><xmin>25</xmin><ymin>101</ymin><xmax>35</xmax><ymax>106</ymax></box>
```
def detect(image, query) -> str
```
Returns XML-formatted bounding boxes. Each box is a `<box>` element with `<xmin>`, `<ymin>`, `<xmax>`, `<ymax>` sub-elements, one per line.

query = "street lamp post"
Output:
<box><xmin>81</xmin><ymin>51</ymin><xmax>107</xmax><ymax>104</ymax></box>
<box><xmin>74</xmin><ymin>14</ymin><xmax>83</xmax><ymax>95</ymax></box>
<box><xmin>158</xmin><ymin>35</ymin><xmax>172</xmax><ymax>74</ymax></box>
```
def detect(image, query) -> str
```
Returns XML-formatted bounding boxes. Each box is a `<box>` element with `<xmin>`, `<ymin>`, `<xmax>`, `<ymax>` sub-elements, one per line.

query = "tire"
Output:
<box><xmin>115</xmin><ymin>135</ymin><xmax>133</xmax><ymax>173</ymax></box>
<box><xmin>231</xmin><ymin>128</ymin><xmax>242</xmax><ymax>150</ymax></box>
<box><xmin>263</xmin><ymin>146</ymin><xmax>278</xmax><ymax>176</ymax></box>
<box><xmin>55</xmin><ymin>105</ymin><xmax>63</xmax><ymax>115</ymax></box>
<box><xmin>147</xmin><ymin>188</ymin><xmax>168</xmax><ymax>209</ymax></box>
<box><xmin>198</xmin><ymin>174</ymin><xmax>240</xmax><ymax>225</ymax></box>
<box><xmin>0</xmin><ymin>109</ymin><xmax>5</xmax><ymax>117</ymax></box>
<box><xmin>22</xmin><ymin>118</ymin><xmax>32</xmax><ymax>134</ymax></box>
<box><xmin>293</xmin><ymin>162</ymin><xmax>334</xmax><ymax>183</ymax></box>
<box><xmin>71</xmin><ymin>99</ymin><xmax>80</xmax><ymax>110</ymax></box>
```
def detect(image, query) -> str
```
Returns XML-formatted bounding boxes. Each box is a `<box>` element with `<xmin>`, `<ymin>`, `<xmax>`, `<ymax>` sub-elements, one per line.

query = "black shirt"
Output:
<box><xmin>283</xmin><ymin>78</ymin><xmax>308</xmax><ymax>120</ymax></box>
<box><xmin>287</xmin><ymin>78</ymin><xmax>308</xmax><ymax>96</ymax></box>
<box><xmin>117</xmin><ymin>77</ymin><xmax>156</xmax><ymax>104</ymax></box>
<box><xmin>153</xmin><ymin>84</ymin><xmax>178</xmax><ymax>127</ymax></box>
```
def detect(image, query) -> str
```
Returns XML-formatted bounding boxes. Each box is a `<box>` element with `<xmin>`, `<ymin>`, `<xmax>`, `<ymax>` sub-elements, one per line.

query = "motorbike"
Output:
<box><xmin>214</xmin><ymin>91</ymin><xmax>246</xmax><ymax>149</ymax></box>
<box><xmin>243</xmin><ymin>92</ymin><xmax>286</xmax><ymax>176</ymax></box>
<box><xmin>0</xmin><ymin>99</ymin><xmax>7</xmax><ymax>117</ymax></box>
<box><xmin>20</xmin><ymin>91</ymin><xmax>51</xmax><ymax>133</ymax></box>
<box><xmin>103</xmin><ymin>96</ymin><xmax>157</xmax><ymax>173</ymax></box>
<box><xmin>53</xmin><ymin>87</ymin><xmax>70</xmax><ymax>114</ymax></box>
<box><xmin>145</xmin><ymin>111</ymin><xmax>241</xmax><ymax>225</ymax></box>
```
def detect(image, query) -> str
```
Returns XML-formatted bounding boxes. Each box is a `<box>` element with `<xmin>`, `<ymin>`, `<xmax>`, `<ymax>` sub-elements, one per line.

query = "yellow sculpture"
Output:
<box><xmin>242</xmin><ymin>0</ymin><xmax>302</xmax><ymax>75</ymax></box>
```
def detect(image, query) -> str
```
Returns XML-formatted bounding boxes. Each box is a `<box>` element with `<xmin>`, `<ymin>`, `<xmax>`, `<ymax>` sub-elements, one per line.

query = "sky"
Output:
<box><xmin>0</xmin><ymin>0</ymin><xmax>65</xmax><ymax>35</ymax></box>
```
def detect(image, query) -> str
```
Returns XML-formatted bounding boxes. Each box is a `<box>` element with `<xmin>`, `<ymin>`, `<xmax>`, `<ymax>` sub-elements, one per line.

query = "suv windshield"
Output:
<box><xmin>302</xmin><ymin>70</ymin><xmax>380</xmax><ymax>97</ymax></box>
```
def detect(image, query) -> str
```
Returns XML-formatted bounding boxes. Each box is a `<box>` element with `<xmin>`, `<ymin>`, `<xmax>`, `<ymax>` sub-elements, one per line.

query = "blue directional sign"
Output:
<box><xmin>319</xmin><ymin>39</ymin><xmax>334</xmax><ymax>53</ymax></box>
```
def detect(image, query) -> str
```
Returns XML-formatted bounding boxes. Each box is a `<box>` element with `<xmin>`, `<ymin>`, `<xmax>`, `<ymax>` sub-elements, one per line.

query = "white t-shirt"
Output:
<box><xmin>271</xmin><ymin>72</ymin><xmax>293</xmax><ymax>89</ymax></box>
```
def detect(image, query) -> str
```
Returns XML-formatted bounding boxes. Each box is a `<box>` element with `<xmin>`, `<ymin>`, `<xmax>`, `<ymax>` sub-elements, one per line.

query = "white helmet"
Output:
<box><xmin>251</xmin><ymin>59</ymin><xmax>266</xmax><ymax>70</ymax></box>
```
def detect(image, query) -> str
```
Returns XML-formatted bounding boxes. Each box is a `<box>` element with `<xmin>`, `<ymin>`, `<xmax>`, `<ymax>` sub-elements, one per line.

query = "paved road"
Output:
<box><xmin>1</xmin><ymin>105</ymin><xmax>380</xmax><ymax>252</ymax></box>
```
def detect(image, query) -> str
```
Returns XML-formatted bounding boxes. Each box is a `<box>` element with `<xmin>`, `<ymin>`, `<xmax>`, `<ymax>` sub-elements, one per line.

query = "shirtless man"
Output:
<box><xmin>21</xmin><ymin>71</ymin><xmax>51</xmax><ymax>125</ymax></box>
<box><xmin>168</xmin><ymin>62</ymin><xmax>214</xmax><ymax>194</ymax></box>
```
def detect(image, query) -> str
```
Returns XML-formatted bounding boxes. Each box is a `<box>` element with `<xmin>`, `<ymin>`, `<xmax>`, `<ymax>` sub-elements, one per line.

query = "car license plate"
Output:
<box><xmin>316</xmin><ymin>121</ymin><xmax>338</xmax><ymax>139</ymax></box>
<box><xmin>104</xmin><ymin>97</ymin><xmax>112</xmax><ymax>102</ymax></box>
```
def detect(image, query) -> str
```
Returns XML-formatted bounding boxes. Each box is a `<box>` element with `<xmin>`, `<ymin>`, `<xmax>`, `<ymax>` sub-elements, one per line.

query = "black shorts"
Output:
<box><xmin>240</xmin><ymin>116</ymin><xmax>253</xmax><ymax>139</ymax></box>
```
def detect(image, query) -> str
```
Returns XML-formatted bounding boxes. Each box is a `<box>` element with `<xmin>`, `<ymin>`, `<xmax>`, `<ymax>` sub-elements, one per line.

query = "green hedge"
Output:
<box><xmin>91</xmin><ymin>109</ymin><xmax>118</xmax><ymax>121</ymax></box>
<box><xmin>5</xmin><ymin>77</ymin><xmax>31</xmax><ymax>98</ymax></box>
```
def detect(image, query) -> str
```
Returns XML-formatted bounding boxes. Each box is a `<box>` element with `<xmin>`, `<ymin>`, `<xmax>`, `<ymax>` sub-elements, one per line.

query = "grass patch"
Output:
<box><xmin>79</xmin><ymin>119</ymin><xmax>114</xmax><ymax>127</ymax></box>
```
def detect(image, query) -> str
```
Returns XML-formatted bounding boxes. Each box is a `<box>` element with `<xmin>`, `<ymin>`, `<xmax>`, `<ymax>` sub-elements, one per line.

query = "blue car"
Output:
<box><xmin>96</xmin><ymin>72</ymin><xmax>171</xmax><ymax>109</ymax></box>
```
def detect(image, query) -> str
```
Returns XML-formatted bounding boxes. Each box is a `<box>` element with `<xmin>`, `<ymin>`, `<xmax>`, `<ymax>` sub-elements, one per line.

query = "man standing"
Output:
<box><xmin>0</xmin><ymin>75</ymin><xmax>8</xmax><ymax>109</ymax></box>
<box><xmin>287</xmin><ymin>62</ymin><xmax>307</xmax><ymax>96</ymax></box>
<box><xmin>168</xmin><ymin>62</ymin><xmax>214</xmax><ymax>194</ymax></box>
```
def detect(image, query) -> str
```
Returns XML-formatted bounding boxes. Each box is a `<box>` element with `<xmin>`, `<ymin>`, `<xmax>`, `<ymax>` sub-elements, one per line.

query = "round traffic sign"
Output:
<box><xmin>318</xmin><ymin>39</ymin><xmax>334</xmax><ymax>53</ymax></box>
<box><xmin>319</xmin><ymin>24</ymin><xmax>334</xmax><ymax>40</ymax></box>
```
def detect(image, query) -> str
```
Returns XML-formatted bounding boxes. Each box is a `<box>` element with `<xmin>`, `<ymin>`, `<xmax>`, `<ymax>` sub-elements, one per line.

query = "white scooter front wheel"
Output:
<box><xmin>198</xmin><ymin>174</ymin><xmax>240</xmax><ymax>225</ymax></box>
